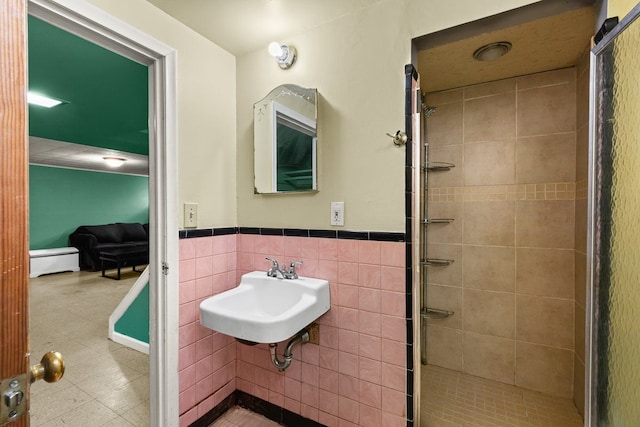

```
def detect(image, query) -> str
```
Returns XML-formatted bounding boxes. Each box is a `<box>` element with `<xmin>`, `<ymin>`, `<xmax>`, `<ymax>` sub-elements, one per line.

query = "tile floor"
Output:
<box><xmin>209</xmin><ymin>406</ymin><xmax>280</xmax><ymax>427</ymax></box>
<box><xmin>30</xmin><ymin>269</ymin><xmax>149</xmax><ymax>426</ymax></box>
<box><xmin>421</xmin><ymin>364</ymin><xmax>584</xmax><ymax>426</ymax></box>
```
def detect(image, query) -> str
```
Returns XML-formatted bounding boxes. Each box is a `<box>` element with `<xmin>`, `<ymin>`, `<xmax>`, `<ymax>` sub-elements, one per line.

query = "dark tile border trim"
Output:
<box><xmin>179</xmin><ymin>227</ymin><xmax>405</xmax><ymax>242</ymax></box>
<box><xmin>190</xmin><ymin>390</ymin><xmax>324</xmax><ymax>427</ymax></box>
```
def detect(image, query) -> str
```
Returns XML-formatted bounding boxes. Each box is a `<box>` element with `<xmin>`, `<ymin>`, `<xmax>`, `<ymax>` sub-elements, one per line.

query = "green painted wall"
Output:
<box><xmin>29</xmin><ymin>165</ymin><xmax>149</xmax><ymax>250</ymax></box>
<box><xmin>115</xmin><ymin>282</ymin><xmax>149</xmax><ymax>344</ymax></box>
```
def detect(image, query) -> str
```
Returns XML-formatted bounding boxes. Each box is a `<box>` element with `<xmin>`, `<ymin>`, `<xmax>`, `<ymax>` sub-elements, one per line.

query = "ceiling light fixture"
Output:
<box><xmin>268</xmin><ymin>41</ymin><xmax>297</xmax><ymax>69</ymax></box>
<box><xmin>473</xmin><ymin>41</ymin><xmax>512</xmax><ymax>61</ymax></box>
<box><xmin>27</xmin><ymin>91</ymin><xmax>63</xmax><ymax>108</ymax></box>
<box><xmin>103</xmin><ymin>157</ymin><xmax>127</xmax><ymax>167</ymax></box>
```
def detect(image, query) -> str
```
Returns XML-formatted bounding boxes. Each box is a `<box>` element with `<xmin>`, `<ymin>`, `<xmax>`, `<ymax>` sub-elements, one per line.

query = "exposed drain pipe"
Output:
<box><xmin>269</xmin><ymin>329</ymin><xmax>310</xmax><ymax>371</ymax></box>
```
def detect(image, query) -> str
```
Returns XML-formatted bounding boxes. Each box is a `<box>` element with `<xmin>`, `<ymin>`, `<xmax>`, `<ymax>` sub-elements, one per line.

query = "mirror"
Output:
<box><xmin>254</xmin><ymin>84</ymin><xmax>317</xmax><ymax>193</ymax></box>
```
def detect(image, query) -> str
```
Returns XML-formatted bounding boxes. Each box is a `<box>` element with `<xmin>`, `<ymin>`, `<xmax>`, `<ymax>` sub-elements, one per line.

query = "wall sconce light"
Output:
<box><xmin>268</xmin><ymin>42</ymin><xmax>297</xmax><ymax>69</ymax></box>
<box><xmin>103</xmin><ymin>157</ymin><xmax>127</xmax><ymax>167</ymax></box>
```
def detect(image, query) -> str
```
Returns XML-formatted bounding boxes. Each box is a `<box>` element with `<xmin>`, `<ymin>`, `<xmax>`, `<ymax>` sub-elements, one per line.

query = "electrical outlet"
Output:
<box><xmin>330</xmin><ymin>201</ymin><xmax>344</xmax><ymax>226</ymax></box>
<box><xmin>184</xmin><ymin>203</ymin><xmax>198</xmax><ymax>228</ymax></box>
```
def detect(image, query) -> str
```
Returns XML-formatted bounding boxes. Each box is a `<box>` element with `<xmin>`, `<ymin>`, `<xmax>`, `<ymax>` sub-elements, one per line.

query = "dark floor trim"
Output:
<box><xmin>189</xmin><ymin>390</ymin><xmax>324</xmax><ymax>427</ymax></box>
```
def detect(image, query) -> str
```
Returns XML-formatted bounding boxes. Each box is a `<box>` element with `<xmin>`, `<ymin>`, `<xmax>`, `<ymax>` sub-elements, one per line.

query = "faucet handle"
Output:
<box><xmin>265</xmin><ymin>257</ymin><xmax>280</xmax><ymax>277</ymax></box>
<box><xmin>288</xmin><ymin>260</ymin><xmax>303</xmax><ymax>278</ymax></box>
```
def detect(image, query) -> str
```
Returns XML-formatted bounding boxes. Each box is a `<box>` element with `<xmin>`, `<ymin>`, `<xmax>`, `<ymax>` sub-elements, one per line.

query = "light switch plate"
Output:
<box><xmin>184</xmin><ymin>203</ymin><xmax>198</xmax><ymax>228</ymax></box>
<box><xmin>330</xmin><ymin>201</ymin><xmax>344</xmax><ymax>226</ymax></box>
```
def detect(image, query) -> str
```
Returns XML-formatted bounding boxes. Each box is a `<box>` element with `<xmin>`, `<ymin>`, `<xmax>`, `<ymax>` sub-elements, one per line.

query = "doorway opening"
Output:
<box><xmin>412</xmin><ymin>1</ymin><xmax>596</xmax><ymax>425</ymax></box>
<box><xmin>27</xmin><ymin>0</ymin><xmax>178</xmax><ymax>425</ymax></box>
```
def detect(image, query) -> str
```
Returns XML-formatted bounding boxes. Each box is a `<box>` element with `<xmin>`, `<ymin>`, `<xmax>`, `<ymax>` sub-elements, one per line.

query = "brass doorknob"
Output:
<box><xmin>30</xmin><ymin>351</ymin><xmax>65</xmax><ymax>383</ymax></box>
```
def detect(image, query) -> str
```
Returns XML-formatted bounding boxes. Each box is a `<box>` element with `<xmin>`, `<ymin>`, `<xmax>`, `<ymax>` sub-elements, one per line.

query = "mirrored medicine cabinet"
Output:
<box><xmin>253</xmin><ymin>84</ymin><xmax>318</xmax><ymax>194</ymax></box>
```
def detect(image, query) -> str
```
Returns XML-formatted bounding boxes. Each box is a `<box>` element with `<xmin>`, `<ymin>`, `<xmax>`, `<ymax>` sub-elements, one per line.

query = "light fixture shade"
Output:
<box><xmin>473</xmin><ymin>42</ymin><xmax>512</xmax><ymax>61</ymax></box>
<box><xmin>103</xmin><ymin>156</ymin><xmax>126</xmax><ymax>167</ymax></box>
<box><xmin>268</xmin><ymin>42</ymin><xmax>297</xmax><ymax>69</ymax></box>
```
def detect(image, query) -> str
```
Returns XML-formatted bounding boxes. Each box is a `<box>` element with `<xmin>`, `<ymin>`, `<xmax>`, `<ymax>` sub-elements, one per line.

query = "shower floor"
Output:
<box><xmin>421</xmin><ymin>365</ymin><xmax>583</xmax><ymax>426</ymax></box>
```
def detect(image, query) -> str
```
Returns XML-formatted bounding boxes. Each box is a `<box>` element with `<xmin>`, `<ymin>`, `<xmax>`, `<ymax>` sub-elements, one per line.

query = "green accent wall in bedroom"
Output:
<box><xmin>115</xmin><ymin>282</ymin><xmax>149</xmax><ymax>344</ymax></box>
<box><xmin>29</xmin><ymin>165</ymin><xmax>149</xmax><ymax>250</ymax></box>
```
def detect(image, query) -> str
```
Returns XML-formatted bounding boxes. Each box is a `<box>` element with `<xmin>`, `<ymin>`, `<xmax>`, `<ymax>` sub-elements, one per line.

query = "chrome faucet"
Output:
<box><xmin>265</xmin><ymin>258</ymin><xmax>303</xmax><ymax>279</ymax></box>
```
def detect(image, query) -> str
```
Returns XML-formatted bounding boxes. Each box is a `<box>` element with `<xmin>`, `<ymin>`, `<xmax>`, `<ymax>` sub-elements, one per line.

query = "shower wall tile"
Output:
<box><xmin>464</xmin><ymin>78</ymin><xmax>515</xmax><ymax>99</ymax></box>
<box><xmin>575</xmin><ymin>303</ymin><xmax>586</xmax><ymax>363</ymax></box>
<box><xmin>516</xmin><ymin>295</ymin><xmax>574</xmax><ymax>349</ymax></box>
<box><xmin>426</xmin><ymin>325</ymin><xmax>463</xmax><ymax>371</ymax></box>
<box><xmin>425</xmin><ymin>202</ymin><xmax>462</xmax><ymax>243</ymax></box>
<box><xmin>463</xmin><ymin>201</ymin><xmax>515</xmax><ymax>246</ymax></box>
<box><xmin>425</xmin><ymin>67</ymin><xmax>580</xmax><ymax>397</ymax></box>
<box><xmin>425</xmin><ymin>100</ymin><xmax>463</xmax><ymax>146</ymax></box>
<box><xmin>516</xmin><ymin>67</ymin><xmax>576</xmax><ymax>90</ymax></box>
<box><xmin>516</xmin><ymin>341</ymin><xmax>574</xmax><ymax>398</ymax></box>
<box><xmin>516</xmin><ymin>248</ymin><xmax>574</xmax><ymax>299</ymax></box>
<box><xmin>463</xmin><ymin>331</ymin><xmax>515</xmax><ymax>384</ymax></box>
<box><xmin>462</xmin><ymin>245</ymin><xmax>515</xmax><ymax>292</ymax></box>
<box><xmin>425</xmin><ymin>243</ymin><xmax>462</xmax><ymax>286</ymax></box>
<box><xmin>427</xmin><ymin>144</ymin><xmax>463</xmax><ymax>188</ymax></box>
<box><xmin>515</xmin><ymin>200</ymin><xmax>575</xmax><ymax>249</ymax></box>
<box><xmin>464</xmin><ymin>139</ymin><xmax>516</xmax><ymax>185</ymax></box>
<box><xmin>464</xmin><ymin>92</ymin><xmax>516</xmax><ymax>143</ymax></box>
<box><xmin>426</xmin><ymin>284</ymin><xmax>462</xmax><ymax>329</ymax></box>
<box><xmin>517</xmin><ymin>82</ymin><xmax>576</xmax><ymax>137</ymax></box>
<box><xmin>516</xmin><ymin>133</ymin><xmax>576</xmax><ymax>184</ymax></box>
<box><xmin>463</xmin><ymin>289</ymin><xmax>515</xmax><ymax>339</ymax></box>
<box><xmin>575</xmin><ymin>252</ymin><xmax>587</xmax><ymax>308</ymax></box>
<box><xmin>574</xmin><ymin>353</ymin><xmax>586</xmax><ymax>417</ymax></box>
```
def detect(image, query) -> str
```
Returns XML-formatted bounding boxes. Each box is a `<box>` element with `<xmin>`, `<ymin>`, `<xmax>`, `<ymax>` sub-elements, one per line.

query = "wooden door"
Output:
<box><xmin>0</xmin><ymin>0</ymin><xmax>29</xmax><ymax>425</ymax></box>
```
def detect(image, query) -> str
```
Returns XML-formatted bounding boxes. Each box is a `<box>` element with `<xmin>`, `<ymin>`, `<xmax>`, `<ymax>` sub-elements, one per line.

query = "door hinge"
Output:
<box><xmin>162</xmin><ymin>262</ymin><xmax>169</xmax><ymax>275</ymax></box>
<box><xmin>1</xmin><ymin>374</ymin><xmax>27</xmax><ymax>423</ymax></box>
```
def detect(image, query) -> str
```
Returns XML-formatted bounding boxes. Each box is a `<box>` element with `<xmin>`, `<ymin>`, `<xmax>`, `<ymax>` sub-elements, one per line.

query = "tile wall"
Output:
<box><xmin>177</xmin><ymin>233</ymin><xmax>408</xmax><ymax>427</ymax></box>
<box><xmin>573</xmin><ymin>48</ymin><xmax>590</xmax><ymax>417</ymax></box>
<box><xmin>178</xmin><ymin>234</ymin><xmax>238</xmax><ymax>426</ymax></box>
<box><xmin>424</xmin><ymin>67</ymin><xmax>579</xmax><ymax>398</ymax></box>
<box><xmin>234</xmin><ymin>235</ymin><xmax>407</xmax><ymax>427</ymax></box>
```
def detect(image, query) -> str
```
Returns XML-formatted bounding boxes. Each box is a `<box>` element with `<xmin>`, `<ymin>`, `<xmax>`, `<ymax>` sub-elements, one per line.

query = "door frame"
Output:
<box><xmin>28</xmin><ymin>0</ymin><xmax>179</xmax><ymax>425</ymax></box>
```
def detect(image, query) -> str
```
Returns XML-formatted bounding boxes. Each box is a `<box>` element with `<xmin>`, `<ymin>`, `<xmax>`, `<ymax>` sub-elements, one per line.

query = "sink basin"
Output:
<box><xmin>199</xmin><ymin>271</ymin><xmax>331</xmax><ymax>343</ymax></box>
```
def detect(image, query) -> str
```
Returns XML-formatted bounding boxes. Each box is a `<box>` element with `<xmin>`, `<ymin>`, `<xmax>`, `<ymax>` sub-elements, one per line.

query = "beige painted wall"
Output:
<box><xmin>608</xmin><ymin>0</ymin><xmax>639</xmax><ymax>19</ymax></box>
<box><xmin>236</xmin><ymin>0</ymin><xmax>539</xmax><ymax>232</ymax></box>
<box><xmin>85</xmin><ymin>0</ymin><xmax>237</xmax><ymax>229</ymax></box>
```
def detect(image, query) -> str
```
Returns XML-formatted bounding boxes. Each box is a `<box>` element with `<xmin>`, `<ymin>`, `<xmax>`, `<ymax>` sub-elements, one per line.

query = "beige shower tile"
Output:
<box><xmin>426</xmin><ymin>100</ymin><xmax>463</xmax><ymax>146</ymax></box>
<box><xmin>516</xmin><ymin>248</ymin><xmax>574</xmax><ymax>299</ymax></box>
<box><xmin>515</xmin><ymin>341</ymin><xmax>574</xmax><ymax>398</ymax></box>
<box><xmin>574</xmin><ymin>198</ymin><xmax>588</xmax><ymax>253</ymax></box>
<box><xmin>463</xmin><ymin>201</ymin><xmax>515</xmax><ymax>246</ymax></box>
<box><xmin>463</xmin><ymin>289</ymin><xmax>515</xmax><ymax>339</ymax></box>
<box><xmin>425</xmin><ymin>202</ymin><xmax>462</xmax><ymax>244</ymax></box>
<box><xmin>577</xmin><ymin>69</ymin><xmax>590</xmax><ymax>129</ymax></box>
<box><xmin>516</xmin><ymin>295</ymin><xmax>574</xmax><ymax>349</ymax></box>
<box><xmin>427</xmin><ymin>145</ymin><xmax>463</xmax><ymax>188</ymax></box>
<box><xmin>515</xmin><ymin>200</ymin><xmax>574</xmax><ymax>249</ymax></box>
<box><xmin>574</xmin><ymin>354</ymin><xmax>586</xmax><ymax>417</ymax></box>
<box><xmin>517</xmin><ymin>67</ymin><xmax>575</xmax><ymax>90</ymax></box>
<box><xmin>426</xmin><ymin>243</ymin><xmax>462</xmax><ymax>286</ymax></box>
<box><xmin>426</xmin><ymin>325</ymin><xmax>463</xmax><ymax>371</ymax></box>
<box><xmin>516</xmin><ymin>134</ymin><xmax>576</xmax><ymax>184</ymax></box>
<box><xmin>426</xmin><ymin>284</ymin><xmax>462</xmax><ymax>329</ymax></box>
<box><xmin>576</xmin><ymin>124</ymin><xmax>589</xmax><ymax>182</ymax></box>
<box><xmin>464</xmin><ymin>139</ymin><xmax>516</xmax><ymax>185</ymax></box>
<box><xmin>575</xmin><ymin>252</ymin><xmax>587</xmax><ymax>308</ymax></box>
<box><xmin>463</xmin><ymin>331</ymin><xmax>515</xmax><ymax>385</ymax></box>
<box><xmin>575</xmin><ymin>303</ymin><xmax>586</xmax><ymax>363</ymax></box>
<box><xmin>425</xmin><ymin>88</ymin><xmax>463</xmax><ymax>105</ymax></box>
<box><xmin>463</xmin><ymin>245</ymin><xmax>515</xmax><ymax>292</ymax></box>
<box><xmin>464</xmin><ymin>78</ymin><xmax>516</xmax><ymax>99</ymax></box>
<box><xmin>464</xmin><ymin>92</ymin><xmax>516</xmax><ymax>143</ymax></box>
<box><xmin>517</xmin><ymin>82</ymin><xmax>576</xmax><ymax>137</ymax></box>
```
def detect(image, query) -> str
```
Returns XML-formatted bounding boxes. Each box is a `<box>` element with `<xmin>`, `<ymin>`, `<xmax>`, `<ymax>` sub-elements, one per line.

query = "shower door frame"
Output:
<box><xmin>586</xmin><ymin>3</ymin><xmax>640</xmax><ymax>425</ymax></box>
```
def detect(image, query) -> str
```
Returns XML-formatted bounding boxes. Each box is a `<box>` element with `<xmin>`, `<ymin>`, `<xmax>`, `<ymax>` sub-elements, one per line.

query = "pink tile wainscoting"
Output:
<box><xmin>178</xmin><ymin>233</ymin><xmax>407</xmax><ymax>427</ymax></box>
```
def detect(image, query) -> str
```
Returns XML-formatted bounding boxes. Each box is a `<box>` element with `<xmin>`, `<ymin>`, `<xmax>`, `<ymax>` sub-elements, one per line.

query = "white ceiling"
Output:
<box><xmin>30</xmin><ymin>137</ymin><xmax>149</xmax><ymax>176</ymax></box>
<box><xmin>145</xmin><ymin>0</ymin><xmax>385</xmax><ymax>55</ymax></box>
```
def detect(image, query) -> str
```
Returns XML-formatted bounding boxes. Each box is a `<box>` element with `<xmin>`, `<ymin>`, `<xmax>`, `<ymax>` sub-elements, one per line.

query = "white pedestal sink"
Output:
<box><xmin>200</xmin><ymin>271</ymin><xmax>331</xmax><ymax>343</ymax></box>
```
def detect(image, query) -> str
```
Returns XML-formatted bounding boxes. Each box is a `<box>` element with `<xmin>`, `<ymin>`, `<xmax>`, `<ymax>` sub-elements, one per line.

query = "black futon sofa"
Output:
<box><xmin>69</xmin><ymin>222</ymin><xmax>149</xmax><ymax>271</ymax></box>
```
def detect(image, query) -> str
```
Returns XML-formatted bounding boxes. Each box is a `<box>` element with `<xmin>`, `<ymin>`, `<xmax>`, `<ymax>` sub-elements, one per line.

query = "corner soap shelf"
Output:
<box><xmin>424</xmin><ymin>162</ymin><xmax>455</xmax><ymax>172</ymax></box>
<box><xmin>421</xmin><ymin>307</ymin><xmax>454</xmax><ymax>320</ymax></box>
<box><xmin>421</xmin><ymin>258</ymin><xmax>454</xmax><ymax>266</ymax></box>
<box><xmin>423</xmin><ymin>218</ymin><xmax>454</xmax><ymax>224</ymax></box>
